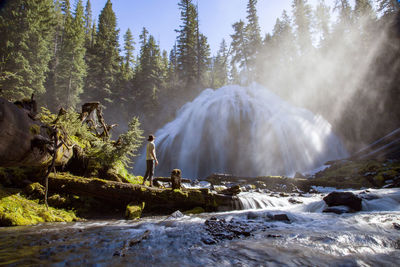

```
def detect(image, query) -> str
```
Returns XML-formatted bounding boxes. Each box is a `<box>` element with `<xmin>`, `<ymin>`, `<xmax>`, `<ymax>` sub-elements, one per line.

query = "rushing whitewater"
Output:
<box><xmin>135</xmin><ymin>84</ymin><xmax>348</xmax><ymax>178</ymax></box>
<box><xmin>1</xmin><ymin>188</ymin><xmax>399</xmax><ymax>266</ymax></box>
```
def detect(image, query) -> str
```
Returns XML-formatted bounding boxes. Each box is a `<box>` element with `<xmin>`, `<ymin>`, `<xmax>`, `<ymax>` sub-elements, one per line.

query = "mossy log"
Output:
<box><xmin>153</xmin><ymin>177</ymin><xmax>192</xmax><ymax>184</ymax></box>
<box><xmin>206</xmin><ymin>173</ymin><xmax>312</xmax><ymax>192</ymax></box>
<box><xmin>0</xmin><ymin>97</ymin><xmax>72</xmax><ymax>168</ymax></box>
<box><xmin>47</xmin><ymin>173</ymin><xmax>234</xmax><ymax>212</ymax></box>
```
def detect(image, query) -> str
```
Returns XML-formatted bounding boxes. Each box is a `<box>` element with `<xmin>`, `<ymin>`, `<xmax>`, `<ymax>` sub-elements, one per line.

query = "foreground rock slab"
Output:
<box><xmin>47</xmin><ymin>173</ymin><xmax>234</xmax><ymax>213</ymax></box>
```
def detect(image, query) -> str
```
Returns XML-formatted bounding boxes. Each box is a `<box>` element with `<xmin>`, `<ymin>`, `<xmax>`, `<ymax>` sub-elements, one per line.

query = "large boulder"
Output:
<box><xmin>323</xmin><ymin>191</ymin><xmax>362</xmax><ymax>211</ymax></box>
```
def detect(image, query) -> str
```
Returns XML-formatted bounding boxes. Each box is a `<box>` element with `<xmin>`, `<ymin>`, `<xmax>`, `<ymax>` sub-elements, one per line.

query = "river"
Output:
<box><xmin>1</xmin><ymin>187</ymin><xmax>399</xmax><ymax>266</ymax></box>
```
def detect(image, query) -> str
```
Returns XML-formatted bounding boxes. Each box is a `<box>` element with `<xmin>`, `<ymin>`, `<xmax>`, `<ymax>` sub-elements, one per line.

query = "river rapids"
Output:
<box><xmin>1</xmin><ymin>187</ymin><xmax>399</xmax><ymax>266</ymax></box>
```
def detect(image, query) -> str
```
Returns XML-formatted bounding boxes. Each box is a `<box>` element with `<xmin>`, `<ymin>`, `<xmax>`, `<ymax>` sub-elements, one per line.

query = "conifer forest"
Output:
<box><xmin>1</xmin><ymin>0</ymin><xmax>399</xmax><ymax>151</ymax></box>
<box><xmin>1</xmin><ymin>1</ymin><xmax>400</xmax><ymax>265</ymax></box>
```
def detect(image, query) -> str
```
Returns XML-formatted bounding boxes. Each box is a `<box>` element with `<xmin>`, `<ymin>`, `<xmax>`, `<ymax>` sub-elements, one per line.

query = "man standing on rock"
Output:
<box><xmin>142</xmin><ymin>134</ymin><xmax>158</xmax><ymax>187</ymax></box>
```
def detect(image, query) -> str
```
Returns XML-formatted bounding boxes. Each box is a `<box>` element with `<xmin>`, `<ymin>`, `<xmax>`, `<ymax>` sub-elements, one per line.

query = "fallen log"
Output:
<box><xmin>47</xmin><ymin>173</ymin><xmax>234</xmax><ymax>212</ymax></box>
<box><xmin>153</xmin><ymin>177</ymin><xmax>192</xmax><ymax>184</ymax></box>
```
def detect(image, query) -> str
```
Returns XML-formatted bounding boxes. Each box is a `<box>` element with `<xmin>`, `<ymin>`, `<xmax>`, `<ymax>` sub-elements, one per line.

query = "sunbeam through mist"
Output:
<box><xmin>134</xmin><ymin>83</ymin><xmax>348</xmax><ymax>179</ymax></box>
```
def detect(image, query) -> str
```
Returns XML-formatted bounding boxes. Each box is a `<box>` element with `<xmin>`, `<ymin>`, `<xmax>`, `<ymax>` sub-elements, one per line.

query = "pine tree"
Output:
<box><xmin>176</xmin><ymin>0</ymin><xmax>198</xmax><ymax>89</ymax></box>
<box><xmin>55</xmin><ymin>0</ymin><xmax>87</xmax><ymax>109</ymax></box>
<box><xmin>229</xmin><ymin>62</ymin><xmax>240</xmax><ymax>85</ymax></box>
<box><xmin>335</xmin><ymin>0</ymin><xmax>353</xmax><ymax>27</ymax></box>
<box><xmin>44</xmin><ymin>0</ymin><xmax>64</xmax><ymax>110</ymax></box>
<box><xmin>377</xmin><ymin>0</ymin><xmax>400</xmax><ymax>18</ymax></box>
<box><xmin>315</xmin><ymin>0</ymin><xmax>331</xmax><ymax>45</ymax></box>
<box><xmin>84</xmin><ymin>0</ymin><xmax>120</xmax><ymax>104</ymax></box>
<box><xmin>166</xmin><ymin>43</ymin><xmax>179</xmax><ymax>94</ymax></box>
<box><xmin>245</xmin><ymin>0</ymin><xmax>262</xmax><ymax>68</ymax></box>
<box><xmin>272</xmin><ymin>10</ymin><xmax>296</xmax><ymax>58</ymax></box>
<box><xmin>84</xmin><ymin>0</ymin><xmax>94</xmax><ymax>48</ymax></box>
<box><xmin>292</xmin><ymin>0</ymin><xmax>313</xmax><ymax>55</ymax></box>
<box><xmin>211</xmin><ymin>39</ymin><xmax>229</xmax><ymax>88</ymax></box>
<box><xmin>196</xmin><ymin>33</ymin><xmax>211</xmax><ymax>87</ymax></box>
<box><xmin>122</xmin><ymin>28</ymin><xmax>135</xmax><ymax>80</ymax></box>
<box><xmin>0</xmin><ymin>0</ymin><xmax>56</xmax><ymax>100</ymax></box>
<box><xmin>231</xmin><ymin>20</ymin><xmax>249</xmax><ymax>77</ymax></box>
<box><xmin>135</xmin><ymin>28</ymin><xmax>164</xmax><ymax>122</ymax></box>
<box><xmin>354</xmin><ymin>0</ymin><xmax>377</xmax><ymax>45</ymax></box>
<box><xmin>355</xmin><ymin>0</ymin><xmax>375</xmax><ymax>19</ymax></box>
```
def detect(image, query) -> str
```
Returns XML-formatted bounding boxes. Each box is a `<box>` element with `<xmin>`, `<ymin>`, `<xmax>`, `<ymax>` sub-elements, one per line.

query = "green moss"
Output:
<box><xmin>125</xmin><ymin>202</ymin><xmax>145</xmax><ymax>220</ymax></box>
<box><xmin>0</xmin><ymin>185</ymin><xmax>77</xmax><ymax>226</ymax></box>
<box><xmin>106</xmin><ymin>161</ymin><xmax>142</xmax><ymax>184</ymax></box>
<box><xmin>23</xmin><ymin>182</ymin><xmax>45</xmax><ymax>199</ymax></box>
<box><xmin>47</xmin><ymin>194</ymin><xmax>69</xmax><ymax>208</ymax></box>
<box><xmin>29</xmin><ymin>124</ymin><xmax>41</xmax><ymax>135</ymax></box>
<box><xmin>184</xmin><ymin>207</ymin><xmax>205</xmax><ymax>215</ymax></box>
<box><xmin>310</xmin><ymin>159</ymin><xmax>400</xmax><ymax>189</ymax></box>
<box><xmin>373</xmin><ymin>174</ymin><xmax>385</xmax><ymax>187</ymax></box>
<box><xmin>70</xmin><ymin>135</ymin><xmax>90</xmax><ymax>149</ymax></box>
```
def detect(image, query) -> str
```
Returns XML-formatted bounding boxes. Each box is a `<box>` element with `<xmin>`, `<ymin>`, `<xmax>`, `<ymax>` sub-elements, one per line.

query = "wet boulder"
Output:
<box><xmin>323</xmin><ymin>191</ymin><xmax>362</xmax><ymax>211</ymax></box>
<box><xmin>219</xmin><ymin>185</ymin><xmax>241</xmax><ymax>196</ymax></box>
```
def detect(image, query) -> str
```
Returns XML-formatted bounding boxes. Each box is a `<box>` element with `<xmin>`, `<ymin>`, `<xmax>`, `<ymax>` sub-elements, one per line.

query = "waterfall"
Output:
<box><xmin>134</xmin><ymin>83</ymin><xmax>348</xmax><ymax>179</ymax></box>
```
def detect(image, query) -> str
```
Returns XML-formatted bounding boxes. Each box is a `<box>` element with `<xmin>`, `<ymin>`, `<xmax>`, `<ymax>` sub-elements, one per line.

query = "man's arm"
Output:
<box><xmin>151</xmin><ymin>148</ymin><xmax>158</xmax><ymax>166</ymax></box>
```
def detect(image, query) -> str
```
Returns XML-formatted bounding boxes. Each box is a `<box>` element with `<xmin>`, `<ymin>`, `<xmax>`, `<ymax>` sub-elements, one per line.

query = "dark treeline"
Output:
<box><xmin>0</xmin><ymin>0</ymin><xmax>399</xmax><ymax>152</ymax></box>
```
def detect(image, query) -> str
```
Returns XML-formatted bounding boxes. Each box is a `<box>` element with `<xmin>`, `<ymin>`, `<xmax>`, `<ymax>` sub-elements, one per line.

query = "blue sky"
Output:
<box><xmin>89</xmin><ymin>0</ymin><xmax>337</xmax><ymax>56</ymax></box>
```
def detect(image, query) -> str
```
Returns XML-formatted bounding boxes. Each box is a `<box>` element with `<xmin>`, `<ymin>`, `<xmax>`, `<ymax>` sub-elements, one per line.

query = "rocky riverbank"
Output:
<box><xmin>1</xmin><ymin>156</ymin><xmax>400</xmax><ymax>226</ymax></box>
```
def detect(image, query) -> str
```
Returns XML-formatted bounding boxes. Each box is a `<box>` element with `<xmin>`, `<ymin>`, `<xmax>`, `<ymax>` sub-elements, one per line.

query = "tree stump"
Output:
<box><xmin>171</xmin><ymin>169</ymin><xmax>182</xmax><ymax>190</ymax></box>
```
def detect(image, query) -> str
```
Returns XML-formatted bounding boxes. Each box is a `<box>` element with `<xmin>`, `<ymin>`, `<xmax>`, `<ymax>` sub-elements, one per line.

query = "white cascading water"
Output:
<box><xmin>234</xmin><ymin>188</ymin><xmax>400</xmax><ymax>211</ymax></box>
<box><xmin>135</xmin><ymin>83</ymin><xmax>348</xmax><ymax>179</ymax></box>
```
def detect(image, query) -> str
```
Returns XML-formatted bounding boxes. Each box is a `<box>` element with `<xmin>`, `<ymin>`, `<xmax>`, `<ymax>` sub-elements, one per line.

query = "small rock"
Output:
<box><xmin>393</xmin><ymin>223</ymin><xmax>400</xmax><ymax>230</ymax></box>
<box><xmin>113</xmin><ymin>251</ymin><xmax>122</xmax><ymax>257</ymax></box>
<box><xmin>168</xmin><ymin>210</ymin><xmax>184</xmax><ymax>219</ymax></box>
<box><xmin>272</xmin><ymin>214</ymin><xmax>290</xmax><ymax>222</ymax></box>
<box><xmin>201</xmin><ymin>237</ymin><xmax>217</xmax><ymax>245</ymax></box>
<box><xmin>288</xmin><ymin>198</ymin><xmax>303</xmax><ymax>204</ymax></box>
<box><xmin>395</xmin><ymin>239</ymin><xmax>400</xmax><ymax>249</ymax></box>
<box><xmin>247</xmin><ymin>211</ymin><xmax>260</xmax><ymax>219</ymax></box>
<box><xmin>266</xmin><ymin>234</ymin><xmax>282</xmax><ymax>238</ymax></box>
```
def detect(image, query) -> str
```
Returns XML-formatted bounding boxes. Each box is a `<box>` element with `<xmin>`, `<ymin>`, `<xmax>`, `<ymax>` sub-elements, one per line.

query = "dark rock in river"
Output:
<box><xmin>323</xmin><ymin>191</ymin><xmax>362</xmax><ymax>211</ymax></box>
<box><xmin>270</xmin><ymin>214</ymin><xmax>290</xmax><ymax>222</ymax></box>
<box><xmin>288</xmin><ymin>198</ymin><xmax>303</xmax><ymax>204</ymax></box>
<box><xmin>323</xmin><ymin>206</ymin><xmax>351</xmax><ymax>214</ymax></box>
<box><xmin>219</xmin><ymin>184</ymin><xmax>241</xmax><ymax>196</ymax></box>
<box><xmin>203</xmin><ymin>217</ymin><xmax>260</xmax><ymax>244</ymax></box>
